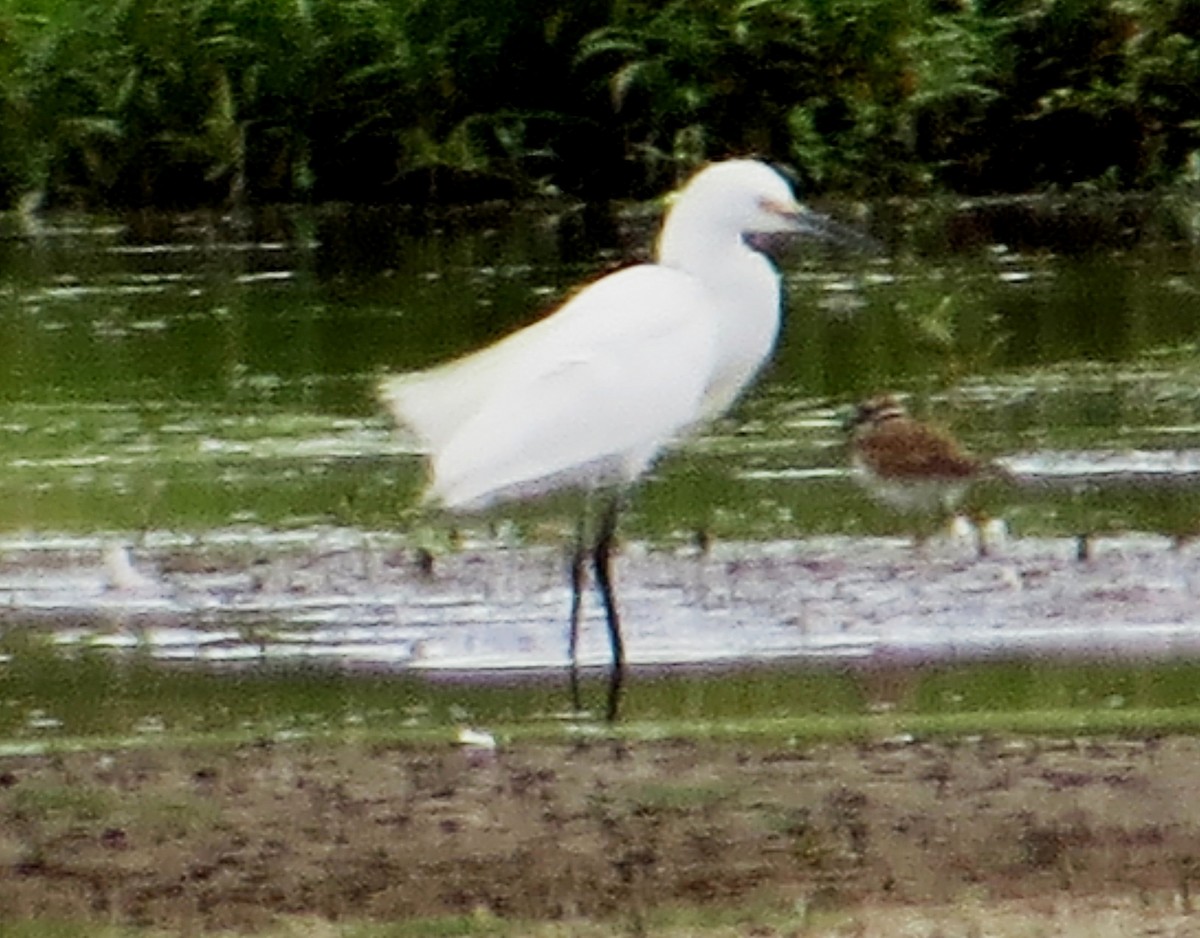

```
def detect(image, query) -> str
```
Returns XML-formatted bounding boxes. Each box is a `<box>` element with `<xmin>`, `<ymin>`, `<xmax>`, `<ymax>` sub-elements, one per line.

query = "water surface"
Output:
<box><xmin>2</xmin><ymin>199</ymin><xmax>1200</xmax><ymax>674</ymax></box>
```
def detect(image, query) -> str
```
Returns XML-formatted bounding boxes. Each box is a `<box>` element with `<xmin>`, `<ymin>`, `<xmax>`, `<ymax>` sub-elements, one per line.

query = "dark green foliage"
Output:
<box><xmin>0</xmin><ymin>0</ymin><xmax>1198</xmax><ymax>208</ymax></box>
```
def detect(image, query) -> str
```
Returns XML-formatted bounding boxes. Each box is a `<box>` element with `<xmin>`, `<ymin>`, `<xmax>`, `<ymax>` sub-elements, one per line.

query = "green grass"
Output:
<box><xmin>0</xmin><ymin>916</ymin><xmax>817</xmax><ymax>938</ymax></box>
<box><xmin>0</xmin><ymin>899</ymin><xmax>1175</xmax><ymax>938</ymax></box>
<box><xmin>0</xmin><ymin>927</ymin><xmax>135</xmax><ymax>938</ymax></box>
<box><xmin>0</xmin><ymin>902</ymin><xmax>840</xmax><ymax>938</ymax></box>
<box><xmin>8</xmin><ymin>783</ymin><xmax>115</xmax><ymax>823</ymax></box>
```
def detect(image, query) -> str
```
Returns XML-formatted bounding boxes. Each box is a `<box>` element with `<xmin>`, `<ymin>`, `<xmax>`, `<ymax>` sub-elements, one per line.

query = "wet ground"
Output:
<box><xmin>3</xmin><ymin>527</ymin><xmax>1200</xmax><ymax>673</ymax></box>
<box><xmin>4</xmin><ymin>491</ymin><xmax>1200</xmax><ymax>936</ymax></box>
<box><xmin>3</xmin><ymin>732</ymin><xmax>1200</xmax><ymax>933</ymax></box>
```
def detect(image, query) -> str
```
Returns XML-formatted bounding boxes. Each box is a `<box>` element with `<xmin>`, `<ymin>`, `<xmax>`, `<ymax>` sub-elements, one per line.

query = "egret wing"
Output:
<box><xmin>416</xmin><ymin>268</ymin><xmax>719</xmax><ymax>508</ymax></box>
<box><xmin>381</xmin><ymin>264</ymin><xmax>673</xmax><ymax>451</ymax></box>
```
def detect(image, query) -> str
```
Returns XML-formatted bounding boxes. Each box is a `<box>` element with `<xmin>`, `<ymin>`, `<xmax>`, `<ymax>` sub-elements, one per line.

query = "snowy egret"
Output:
<box><xmin>380</xmin><ymin>159</ymin><xmax>841</xmax><ymax>720</ymax></box>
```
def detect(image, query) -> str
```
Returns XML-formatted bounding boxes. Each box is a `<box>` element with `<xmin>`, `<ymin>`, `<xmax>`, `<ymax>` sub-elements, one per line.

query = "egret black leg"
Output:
<box><xmin>592</xmin><ymin>495</ymin><xmax>624</xmax><ymax>722</ymax></box>
<box><xmin>567</xmin><ymin>518</ymin><xmax>586</xmax><ymax>713</ymax></box>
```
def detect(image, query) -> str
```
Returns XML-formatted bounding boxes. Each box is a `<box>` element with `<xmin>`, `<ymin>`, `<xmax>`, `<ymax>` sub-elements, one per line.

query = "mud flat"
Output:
<box><xmin>3</xmin><ymin>734</ymin><xmax>1200</xmax><ymax>934</ymax></box>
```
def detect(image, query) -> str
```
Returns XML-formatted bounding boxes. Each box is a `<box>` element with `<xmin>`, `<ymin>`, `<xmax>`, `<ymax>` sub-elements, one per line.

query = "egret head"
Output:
<box><xmin>660</xmin><ymin>159</ymin><xmax>874</xmax><ymax>265</ymax></box>
<box><xmin>672</xmin><ymin>159</ymin><xmax>804</xmax><ymax>235</ymax></box>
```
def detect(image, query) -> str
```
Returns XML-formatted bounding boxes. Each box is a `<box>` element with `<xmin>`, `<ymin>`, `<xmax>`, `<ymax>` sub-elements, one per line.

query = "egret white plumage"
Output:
<box><xmin>380</xmin><ymin>158</ymin><xmax>839</xmax><ymax>720</ymax></box>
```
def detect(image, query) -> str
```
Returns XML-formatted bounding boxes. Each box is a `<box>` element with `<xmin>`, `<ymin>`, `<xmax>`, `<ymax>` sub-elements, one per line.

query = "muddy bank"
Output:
<box><xmin>1</xmin><ymin>734</ymin><xmax>1198</xmax><ymax>931</ymax></box>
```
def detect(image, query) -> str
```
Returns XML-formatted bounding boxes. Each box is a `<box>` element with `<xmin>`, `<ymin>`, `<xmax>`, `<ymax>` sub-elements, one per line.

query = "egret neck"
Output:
<box><xmin>657</xmin><ymin>196</ymin><xmax>787</xmax><ymax>421</ymax></box>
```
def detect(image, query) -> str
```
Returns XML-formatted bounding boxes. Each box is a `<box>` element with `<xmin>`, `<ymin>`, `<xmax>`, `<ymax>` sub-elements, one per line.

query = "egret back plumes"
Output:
<box><xmin>382</xmin><ymin>265</ymin><xmax>718</xmax><ymax>508</ymax></box>
<box><xmin>379</xmin><ymin>158</ymin><xmax>821</xmax><ymax>720</ymax></box>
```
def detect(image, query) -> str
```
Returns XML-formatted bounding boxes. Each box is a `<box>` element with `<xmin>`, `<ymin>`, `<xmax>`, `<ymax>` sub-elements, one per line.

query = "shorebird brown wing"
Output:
<box><xmin>858</xmin><ymin>417</ymin><xmax>982</xmax><ymax>481</ymax></box>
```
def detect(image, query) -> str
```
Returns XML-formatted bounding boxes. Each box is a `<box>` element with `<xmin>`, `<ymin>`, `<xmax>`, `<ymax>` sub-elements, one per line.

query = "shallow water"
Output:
<box><xmin>5</xmin><ymin>528</ymin><xmax>1200</xmax><ymax>677</ymax></box>
<box><xmin>2</xmin><ymin>199</ymin><xmax>1200</xmax><ymax>672</ymax></box>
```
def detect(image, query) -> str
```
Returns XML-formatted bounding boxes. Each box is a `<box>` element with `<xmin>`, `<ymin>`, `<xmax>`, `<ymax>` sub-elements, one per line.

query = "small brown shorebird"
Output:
<box><xmin>847</xmin><ymin>394</ymin><xmax>1005</xmax><ymax>552</ymax></box>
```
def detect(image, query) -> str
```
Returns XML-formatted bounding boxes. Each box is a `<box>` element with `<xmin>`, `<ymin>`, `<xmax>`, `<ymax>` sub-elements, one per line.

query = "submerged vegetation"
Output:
<box><xmin>1</xmin><ymin>0</ymin><xmax>1200</xmax><ymax>209</ymax></box>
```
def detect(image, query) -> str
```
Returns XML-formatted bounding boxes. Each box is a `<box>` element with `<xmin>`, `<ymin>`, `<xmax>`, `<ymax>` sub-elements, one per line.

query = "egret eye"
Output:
<box><xmin>758</xmin><ymin>196</ymin><xmax>797</xmax><ymax>217</ymax></box>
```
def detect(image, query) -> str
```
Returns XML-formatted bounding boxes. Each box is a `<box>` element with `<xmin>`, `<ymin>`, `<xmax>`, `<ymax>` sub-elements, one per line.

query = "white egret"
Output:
<box><xmin>380</xmin><ymin>158</ymin><xmax>842</xmax><ymax>720</ymax></box>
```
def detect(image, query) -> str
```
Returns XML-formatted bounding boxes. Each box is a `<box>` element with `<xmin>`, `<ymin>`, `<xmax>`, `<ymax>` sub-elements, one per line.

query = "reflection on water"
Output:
<box><xmin>2</xmin><ymin>200</ymin><xmax>1200</xmax><ymax>670</ymax></box>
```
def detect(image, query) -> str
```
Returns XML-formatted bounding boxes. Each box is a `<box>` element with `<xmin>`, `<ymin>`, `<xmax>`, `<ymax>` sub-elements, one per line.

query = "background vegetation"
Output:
<box><xmin>0</xmin><ymin>0</ymin><xmax>1199</xmax><ymax>209</ymax></box>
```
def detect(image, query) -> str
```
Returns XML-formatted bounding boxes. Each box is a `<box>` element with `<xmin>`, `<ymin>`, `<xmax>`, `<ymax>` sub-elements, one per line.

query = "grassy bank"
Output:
<box><xmin>4</xmin><ymin>899</ymin><xmax>1198</xmax><ymax>937</ymax></box>
<box><xmin>6</xmin><ymin>643</ymin><xmax>1200</xmax><ymax>934</ymax></box>
<box><xmin>2</xmin><ymin>724</ymin><xmax>1198</xmax><ymax>935</ymax></box>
